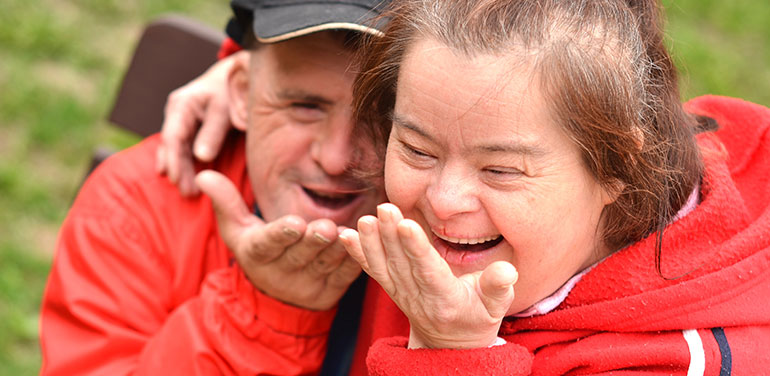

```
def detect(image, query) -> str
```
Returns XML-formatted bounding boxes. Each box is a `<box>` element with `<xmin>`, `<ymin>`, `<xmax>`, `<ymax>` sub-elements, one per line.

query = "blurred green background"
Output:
<box><xmin>0</xmin><ymin>0</ymin><xmax>768</xmax><ymax>374</ymax></box>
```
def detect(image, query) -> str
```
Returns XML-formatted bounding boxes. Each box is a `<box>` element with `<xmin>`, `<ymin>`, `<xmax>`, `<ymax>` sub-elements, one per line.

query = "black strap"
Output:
<box><xmin>320</xmin><ymin>274</ymin><xmax>368</xmax><ymax>376</ymax></box>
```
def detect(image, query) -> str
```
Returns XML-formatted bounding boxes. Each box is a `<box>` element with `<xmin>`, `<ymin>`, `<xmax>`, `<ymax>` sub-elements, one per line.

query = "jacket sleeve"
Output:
<box><xmin>365</xmin><ymin>337</ymin><xmax>533</xmax><ymax>376</ymax></box>
<box><xmin>39</xmin><ymin>152</ymin><xmax>335</xmax><ymax>375</ymax></box>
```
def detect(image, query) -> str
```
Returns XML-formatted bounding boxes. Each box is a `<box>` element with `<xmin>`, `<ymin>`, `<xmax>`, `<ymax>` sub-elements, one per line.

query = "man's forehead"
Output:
<box><xmin>262</xmin><ymin>33</ymin><xmax>357</xmax><ymax>74</ymax></box>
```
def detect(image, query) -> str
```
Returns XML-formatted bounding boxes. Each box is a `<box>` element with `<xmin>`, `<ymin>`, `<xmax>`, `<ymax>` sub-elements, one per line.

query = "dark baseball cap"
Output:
<box><xmin>230</xmin><ymin>0</ymin><xmax>390</xmax><ymax>44</ymax></box>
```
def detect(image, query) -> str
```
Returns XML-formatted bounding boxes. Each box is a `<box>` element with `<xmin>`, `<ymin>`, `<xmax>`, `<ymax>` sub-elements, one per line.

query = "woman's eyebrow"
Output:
<box><xmin>476</xmin><ymin>141</ymin><xmax>546</xmax><ymax>157</ymax></box>
<box><xmin>391</xmin><ymin>113</ymin><xmax>546</xmax><ymax>157</ymax></box>
<box><xmin>391</xmin><ymin>113</ymin><xmax>433</xmax><ymax>141</ymax></box>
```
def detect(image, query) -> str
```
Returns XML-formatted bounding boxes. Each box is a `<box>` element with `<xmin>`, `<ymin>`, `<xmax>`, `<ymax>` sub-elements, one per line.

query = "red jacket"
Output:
<box><xmin>40</xmin><ymin>132</ymin><xmax>338</xmax><ymax>375</ymax></box>
<box><xmin>40</xmin><ymin>96</ymin><xmax>770</xmax><ymax>375</ymax></box>
<box><xmin>351</xmin><ymin>96</ymin><xmax>770</xmax><ymax>375</ymax></box>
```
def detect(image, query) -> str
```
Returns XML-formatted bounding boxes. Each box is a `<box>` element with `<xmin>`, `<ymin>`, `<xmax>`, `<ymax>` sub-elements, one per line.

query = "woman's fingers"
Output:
<box><xmin>478</xmin><ymin>261</ymin><xmax>518</xmax><ymax>319</ymax></box>
<box><xmin>396</xmin><ymin>219</ymin><xmax>455</xmax><ymax>291</ymax></box>
<box><xmin>339</xmin><ymin>228</ymin><xmax>368</xmax><ymax>271</ymax></box>
<box><xmin>352</xmin><ymin>215</ymin><xmax>398</xmax><ymax>293</ymax></box>
<box><xmin>375</xmin><ymin>204</ymin><xmax>418</xmax><ymax>285</ymax></box>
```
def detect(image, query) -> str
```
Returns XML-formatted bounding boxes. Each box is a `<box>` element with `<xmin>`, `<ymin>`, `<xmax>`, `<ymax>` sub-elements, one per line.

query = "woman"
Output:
<box><xmin>339</xmin><ymin>0</ymin><xmax>770</xmax><ymax>374</ymax></box>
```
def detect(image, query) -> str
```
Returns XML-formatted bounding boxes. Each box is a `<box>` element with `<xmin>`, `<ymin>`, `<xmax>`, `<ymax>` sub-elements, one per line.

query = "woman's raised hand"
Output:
<box><xmin>340</xmin><ymin>203</ymin><xmax>518</xmax><ymax>349</ymax></box>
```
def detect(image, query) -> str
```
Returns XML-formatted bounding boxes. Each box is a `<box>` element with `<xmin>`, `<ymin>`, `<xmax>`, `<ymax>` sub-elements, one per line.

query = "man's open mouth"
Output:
<box><xmin>434</xmin><ymin>233</ymin><xmax>504</xmax><ymax>252</ymax></box>
<box><xmin>302</xmin><ymin>187</ymin><xmax>360</xmax><ymax>209</ymax></box>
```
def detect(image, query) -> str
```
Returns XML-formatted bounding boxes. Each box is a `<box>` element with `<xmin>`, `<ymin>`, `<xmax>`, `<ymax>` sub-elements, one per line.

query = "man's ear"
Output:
<box><xmin>227</xmin><ymin>52</ymin><xmax>250</xmax><ymax>131</ymax></box>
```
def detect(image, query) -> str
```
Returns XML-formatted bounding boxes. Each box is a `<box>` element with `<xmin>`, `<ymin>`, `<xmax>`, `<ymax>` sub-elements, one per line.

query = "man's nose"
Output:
<box><xmin>425</xmin><ymin>164</ymin><xmax>481</xmax><ymax>220</ymax></box>
<box><xmin>311</xmin><ymin>115</ymin><xmax>354</xmax><ymax>176</ymax></box>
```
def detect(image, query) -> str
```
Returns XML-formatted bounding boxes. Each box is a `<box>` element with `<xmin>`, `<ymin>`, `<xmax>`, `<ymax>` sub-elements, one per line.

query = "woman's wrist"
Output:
<box><xmin>407</xmin><ymin>327</ymin><xmax>504</xmax><ymax>349</ymax></box>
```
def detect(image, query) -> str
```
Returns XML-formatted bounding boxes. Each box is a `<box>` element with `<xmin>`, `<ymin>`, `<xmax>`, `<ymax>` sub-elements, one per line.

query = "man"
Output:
<box><xmin>39</xmin><ymin>1</ymin><xmax>387</xmax><ymax>374</ymax></box>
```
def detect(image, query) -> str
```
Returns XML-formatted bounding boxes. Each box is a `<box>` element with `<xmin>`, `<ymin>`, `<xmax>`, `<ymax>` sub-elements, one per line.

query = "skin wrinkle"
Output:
<box><xmin>351</xmin><ymin>4</ymin><xmax>705</xmax><ymax>321</ymax></box>
<box><xmin>382</xmin><ymin>37</ymin><xmax>618</xmax><ymax>316</ymax></box>
<box><xmin>237</xmin><ymin>32</ymin><xmax>383</xmax><ymax>227</ymax></box>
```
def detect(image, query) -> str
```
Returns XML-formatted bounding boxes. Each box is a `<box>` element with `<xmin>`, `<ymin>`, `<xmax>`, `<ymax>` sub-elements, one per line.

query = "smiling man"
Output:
<box><xmin>39</xmin><ymin>1</ymin><xmax>386</xmax><ymax>375</ymax></box>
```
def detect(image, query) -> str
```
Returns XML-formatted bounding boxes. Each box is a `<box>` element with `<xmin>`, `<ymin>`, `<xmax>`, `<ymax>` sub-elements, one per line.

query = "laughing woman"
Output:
<box><xmin>340</xmin><ymin>0</ymin><xmax>770</xmax><ymax>374</ymax></box>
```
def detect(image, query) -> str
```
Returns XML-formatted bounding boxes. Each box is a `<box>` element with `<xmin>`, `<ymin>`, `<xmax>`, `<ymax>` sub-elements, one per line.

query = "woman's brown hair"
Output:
<box><xmin>353</xmin><ymin>0</ymin><xmax>704</xmax><ymax>275</ymax></box>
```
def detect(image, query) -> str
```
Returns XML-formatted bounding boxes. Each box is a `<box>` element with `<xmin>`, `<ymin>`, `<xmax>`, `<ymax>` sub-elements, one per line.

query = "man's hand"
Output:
<box><xmin>156</xmin><ymin>51</ymin><xmax>249</xmax><ymax>197</ymax></box>
<box><xmin>196</xmin><ymin>170</ymin><xmax>362</xmax><ymax>311</ymax></box>
<box><xmin>340</xmin><ymin>203</ymin><xmax>518</xmax><ymax>349</ymax></box>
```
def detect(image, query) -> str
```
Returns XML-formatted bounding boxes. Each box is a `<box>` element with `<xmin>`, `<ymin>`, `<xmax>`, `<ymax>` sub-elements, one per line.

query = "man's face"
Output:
<box><xmin>243</xmin><ymin>32</ymin><xmax>384</xmax><ymax>228</ymax></box>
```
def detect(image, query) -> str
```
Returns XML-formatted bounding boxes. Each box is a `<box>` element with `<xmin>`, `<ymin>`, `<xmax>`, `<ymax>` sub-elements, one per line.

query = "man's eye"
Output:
<box><xmin>289</xmin><ymin>102</ymin><xmax>324</xmax><ymax>122</ymax></box>
<box><xmin>292</xmin><ymin>102</ymin><xmax>320</xmax><ymax>110</ymax></box>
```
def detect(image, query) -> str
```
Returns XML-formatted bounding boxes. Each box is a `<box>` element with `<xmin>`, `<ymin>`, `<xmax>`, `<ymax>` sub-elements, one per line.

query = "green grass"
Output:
<box><xmin>0</xmin><ymin>0</ymin><xmax>228</xmax><ymax>374</ymax></box>
<box><xmin>0</xmin><ymin>1</ymin><xmax>768</xmax><ymax>374</ymax></box>
<box><xmin>663</xmin><ymin>0</ymin><xmax>770</xmax><ymax>106</ymax></box>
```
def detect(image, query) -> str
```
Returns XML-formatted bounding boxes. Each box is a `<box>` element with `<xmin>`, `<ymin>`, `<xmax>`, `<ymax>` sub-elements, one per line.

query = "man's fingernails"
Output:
<box><xmin>283</xmin><ymin>227</ymin><xmax>301</xmax><ymax>238</ymax></box>
<box><xmin>313</xmin><ymin>232</ymin><xmax>331</xmax><ymax>244</ymax></box>
<box><xmin>195</xmin><ymin>145</ymin><xmax>212</xmax><ymax>160</ymax></box>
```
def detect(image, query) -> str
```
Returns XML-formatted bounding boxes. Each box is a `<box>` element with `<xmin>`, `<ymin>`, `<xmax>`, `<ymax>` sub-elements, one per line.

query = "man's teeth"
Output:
<box><xmin>434</xmin><ymin>232</ymin><xmax>501</xmax><ymax>245</ymax></box>
<box><xmin>307</xmin><ymin>189</ymin><xmax>354</xmax><ymax>199</ymax></box>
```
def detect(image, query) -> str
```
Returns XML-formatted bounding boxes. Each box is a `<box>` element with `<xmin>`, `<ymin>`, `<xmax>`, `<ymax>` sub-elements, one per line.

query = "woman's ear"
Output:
<box><xmin>227</xmin><ymin>52</ymin><xmax>250</xmax><ymax>131</ymax></box>
<box><xmin>602</xmin><ymin>178</ymin><xmax>625</xmax><ymax>206</ymax></box>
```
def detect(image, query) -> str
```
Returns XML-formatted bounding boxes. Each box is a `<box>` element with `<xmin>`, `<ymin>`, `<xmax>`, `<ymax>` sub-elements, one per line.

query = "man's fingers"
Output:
<box><xmin>196</xmin><ymin>170</ymin><xmax>258</xmax><ymax>247</ymax></box>
<box><xmin>240</xmin><ymin>215</ymin><xmax>306</xmax><ymax>263</ymax></box>
<box><xmin>177</xmin><ymin>156</ymin><xmax>200</xmax><ymax>197</ymax></box>
<box><xmin>163</xmin><ymin>137</ymin><xmax>189</xmax><ymax>185</ymax></box>
<box><xmin>161</xmin><ymin>88</ymin><xmax>205</xmax><ymax>183</ymax></box>
<box><xmin>155</xmin><ymin>144</ymin><xmax>167</xmax><ymax>175</ymax></box>
<box><xmin>194</xmin><ymin>97</ymin><xmax>231</xmax><ymax>162</ymax></box>
<box><xmin>478</xmin><ymin>261</ymin><xmax>518</xmax><ymax>319</ymax></box>
<box><xmin>279</xmin><ymin>219</ymin><xmax>338</xmax><ymax>269</ymax></box>
<box><xmin>307</xmin><ymin>241</ymin><xmax>349</xmax><ymax>276</ymax></box>
<box><xmin>327</xmin><ymin>256</ymin><xmax>363</xmax><ymax>290</ymax></box>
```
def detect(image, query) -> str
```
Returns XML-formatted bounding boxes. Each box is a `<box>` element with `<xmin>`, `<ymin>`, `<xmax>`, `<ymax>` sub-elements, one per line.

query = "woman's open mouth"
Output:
<box><xmin>433</xmin><ymin>232</ymin><xmax>504</xmax><ymax>252</ymax></box>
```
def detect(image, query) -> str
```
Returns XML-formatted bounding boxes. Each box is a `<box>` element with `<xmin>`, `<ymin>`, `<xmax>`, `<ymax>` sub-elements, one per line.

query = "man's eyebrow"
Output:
<box><xmin>391</xmin><ymin>113</ymin><xmax>547</xmax><ymax>157</ymax></box>
<box><xmin>276</xmin><ymin>89</ymin><xmax>333</xmax><ymax>105</ymax></box>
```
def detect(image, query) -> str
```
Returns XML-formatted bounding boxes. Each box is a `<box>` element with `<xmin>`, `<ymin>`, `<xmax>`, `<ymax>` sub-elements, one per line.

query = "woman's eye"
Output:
<box><xmin>407</xmin><ymin>146</ymin><xmax>430</xmax><ymax>157</ymax></box>
<box><xmin>484</xmin><ymin>167</ymin><xmax>523</xmax><ymax>177</ymax></box>
<box><xmin>403</xmin><ymin>144</ymin><xmax>434</xmax><ymax>159</ymax></box>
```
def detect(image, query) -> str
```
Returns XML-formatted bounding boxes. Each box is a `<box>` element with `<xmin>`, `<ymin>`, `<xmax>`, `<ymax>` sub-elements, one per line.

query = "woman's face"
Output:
<box><xmin>385</xmin><ymin>37</ymin><xmax>617</xmax><ymax>315</ymax></box>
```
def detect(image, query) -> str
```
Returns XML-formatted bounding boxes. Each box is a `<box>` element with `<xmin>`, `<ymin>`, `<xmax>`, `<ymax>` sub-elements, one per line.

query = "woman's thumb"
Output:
<box><xmin>478</xmin><ymin>261</ymin><xmax>518</xmax><ymax>319</ymax></box>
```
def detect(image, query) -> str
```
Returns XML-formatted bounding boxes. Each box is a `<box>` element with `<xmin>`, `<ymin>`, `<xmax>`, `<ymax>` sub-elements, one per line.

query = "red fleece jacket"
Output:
<box><xmin>41</xmin><ymin>95</ymin><xmax>769</xmax><ymax>375</ymax></box>
<box><xmin>350</xmin><ymin>95</ymin><xmax>770</xmax><ymax>375</ymax></box>
<box><xmin>40</xmin><ymin>132</ymin><xmax>339</xmax><ymax>375</ymax></box>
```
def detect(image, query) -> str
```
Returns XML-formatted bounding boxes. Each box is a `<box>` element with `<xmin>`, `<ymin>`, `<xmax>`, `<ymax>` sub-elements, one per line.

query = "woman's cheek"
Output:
<box><xmin>384</xmin><ymin>159</ymin><xmax>423</xmax><ymax>209</ymax></box>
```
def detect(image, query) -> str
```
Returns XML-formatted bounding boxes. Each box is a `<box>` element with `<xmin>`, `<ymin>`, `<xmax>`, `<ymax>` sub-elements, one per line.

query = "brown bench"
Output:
<box><xmin>87</xmin><ymin>14</ymin><xmax>225</xmax><ymax>175</ymax></box>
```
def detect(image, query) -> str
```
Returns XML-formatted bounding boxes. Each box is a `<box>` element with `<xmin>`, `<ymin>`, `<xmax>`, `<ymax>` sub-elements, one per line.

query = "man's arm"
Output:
<box><xmin>40</xmin><ymin>138</ymin><xmax>336</xmax><ymax>375</ymax></box>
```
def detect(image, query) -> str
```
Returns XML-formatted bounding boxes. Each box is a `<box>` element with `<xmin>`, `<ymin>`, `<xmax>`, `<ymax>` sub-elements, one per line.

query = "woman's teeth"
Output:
<box><xmin>434</xmin><ymin>232</ymin><xmax>501</xmax><ymax>245</ymax></box>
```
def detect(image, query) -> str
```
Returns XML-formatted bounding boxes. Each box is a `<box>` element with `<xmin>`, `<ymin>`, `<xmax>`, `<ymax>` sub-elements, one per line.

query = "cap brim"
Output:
<box><xmin>252</xmin><ymin>3</ymin><xmax>384</xmax><ymax>43</ymax></box>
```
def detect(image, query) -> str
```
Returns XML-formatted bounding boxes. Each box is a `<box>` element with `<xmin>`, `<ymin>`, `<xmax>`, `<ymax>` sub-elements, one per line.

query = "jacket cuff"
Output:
<box><xmin>366</xmin><ymin>337</ymin><xmax>533</xmax><ymax>376</ymax></box>
<box><xmin>214</xmin><ymin>266</ymin><xmax>337</xmax><ymax>338</ymax></box>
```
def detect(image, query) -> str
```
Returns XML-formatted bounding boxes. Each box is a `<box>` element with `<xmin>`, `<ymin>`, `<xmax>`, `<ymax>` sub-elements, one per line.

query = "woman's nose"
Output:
<box><xmin>425</xmin><ymin>165</ymin><xmax>481</xmax><ymax>220</ymax></box>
